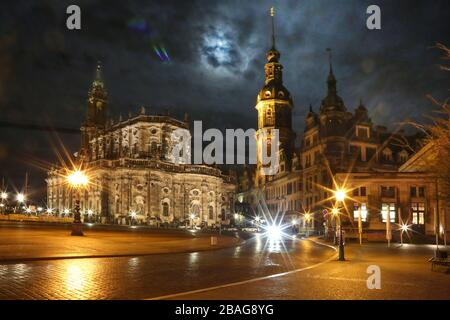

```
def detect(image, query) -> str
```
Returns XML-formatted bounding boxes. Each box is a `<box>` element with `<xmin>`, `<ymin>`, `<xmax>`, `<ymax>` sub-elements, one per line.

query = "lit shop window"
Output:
<box><xmin>353</xmin><ymin>203</ymin><xmax>368</xmax><ymax>222</ymax></box>
<box><xmin>411</xmin><ymin>202</ymin><xmax>425</xmax><ymax>225</ymax></box>
<box><xmin>381</xmin><ymin>203</ymin><xmax>396</xmax><ymax>222</ymax></box>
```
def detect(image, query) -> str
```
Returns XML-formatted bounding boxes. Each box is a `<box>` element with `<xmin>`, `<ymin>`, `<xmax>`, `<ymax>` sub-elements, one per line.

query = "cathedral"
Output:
<box><xmin>46</xmin><ymin>65</ymin><xmax>235</xmax><ymax>226</ymax></box>
<box><xmin>237</xmin><ymin>10</ymin><xmax>449</xmax><ymax>242</ymax></box>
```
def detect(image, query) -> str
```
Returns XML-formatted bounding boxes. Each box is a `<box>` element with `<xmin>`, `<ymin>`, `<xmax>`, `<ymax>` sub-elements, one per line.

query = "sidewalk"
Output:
<box><xmin>0</xmin><ymin>223</ymin><xmax>241</xmax><ymax>262</ymax></box>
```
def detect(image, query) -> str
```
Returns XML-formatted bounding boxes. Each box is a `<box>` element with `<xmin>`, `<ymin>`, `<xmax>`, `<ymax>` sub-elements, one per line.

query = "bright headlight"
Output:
<box><xmin>267</xmin><ymin>225</ymin><xmax>281</xmax><ymax>239</ymax></box>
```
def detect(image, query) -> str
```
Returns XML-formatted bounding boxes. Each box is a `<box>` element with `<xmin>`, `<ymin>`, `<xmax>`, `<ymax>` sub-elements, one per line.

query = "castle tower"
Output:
<box><xmin>80</xmin><ymin>62</ymin><xmax>108</xmax><ymax>160</ymax></box>
<box><xmin>320</xmin><ymin>49</ymin><xmax>346</xmax><ymax>113</ymax></box>
<box><xmin>255</xmin><ymin>7</ymin><xmax>295</xmax><ymax>187</ymax></box>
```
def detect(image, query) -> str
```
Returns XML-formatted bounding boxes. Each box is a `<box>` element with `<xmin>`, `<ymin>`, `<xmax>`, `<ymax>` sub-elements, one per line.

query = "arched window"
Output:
<box><xmin>221</xmin><ymin>208</ymin><xmax>226</xmax><ymax>221</ymax></box>
<box><xmin>192</xmin><ymin>203</ymin><xmax>200</xmax><ymax>215</ymax></box>
<box><xmin>208</xmin><ymin>206</ymin><xmax>214</xmax><ymax>220</ymax></box>
<box><xmin>151</xmin><ymin>142</ymin><xmax>157</xmax><ymax>153</ymax></box>
<box><xmin>162</xmin><ymin>202</ymin><xmax>169</xmax><ymax>216</ymax></box>
<box><xmin>266</xmin><ymin>138</ymin><xmax>272</xmax><ymax>157</ymax></box>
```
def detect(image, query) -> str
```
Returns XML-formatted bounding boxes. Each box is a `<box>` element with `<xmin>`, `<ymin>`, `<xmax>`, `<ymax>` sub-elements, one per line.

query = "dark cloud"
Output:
<box><xmin>0</xmin><ymin>0</ymin><xmax>449</xmax><ymax>200</ymax></box>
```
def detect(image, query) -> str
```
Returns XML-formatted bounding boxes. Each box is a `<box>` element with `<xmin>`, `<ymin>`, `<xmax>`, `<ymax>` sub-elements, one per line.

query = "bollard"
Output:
<box><xmin>210</xmin><ymin>236</ymin><xmax>218</xmax><ymax>246</ymax></box>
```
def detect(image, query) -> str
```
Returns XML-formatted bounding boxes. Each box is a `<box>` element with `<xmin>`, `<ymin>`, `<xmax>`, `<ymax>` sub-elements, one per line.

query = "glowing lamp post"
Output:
<box><xmin>130</xmin><ymin>210</ymin><xmax>137</xmax><ymax>226</ymax></box>
<box><xmin>190</xmin><ymin>213</ymin><xmax>196</xmax><ymax>229</ymax></box>
<box><xmin>335</xmin><ymin>190</ymin><xmax>346</xmax><ymax>202</ymax></box>
<box><xmin>304</xmin><ymin>213</ymin><xmax>312</xmax><ymax>237</ymax></box>
<box><xmin>333</xmin><ymin>188</ymin><xmax>346</xmax><ymax>261</ymax></box>
<box><xmin>400</xmin><ymin>224</ymin><xmax>408</xmax><ymax>245</ymax></box>
<box><xmin>0</xmin><ymin>192</ymin><xmax>6</xmax><ymax>214</ymax></box>
<box><xmin>67</xmin><ymin>169</ymin><xmax>88</xmax><ymax>236</ymax></box>
<box><xmin>255</xmin><ymin>215</ymin><xmax>261</xmax><ymax>232</ymax></box>
<box><xmin>87</xmin><ymin>209</ymin><xmax>93</xmax><ymax>222</ymax></box>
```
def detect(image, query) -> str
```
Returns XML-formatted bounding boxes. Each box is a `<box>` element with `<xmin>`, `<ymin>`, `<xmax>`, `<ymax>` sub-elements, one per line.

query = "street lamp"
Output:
<box><xmin>234</xmin><ymin>213</ymin><xmax>240</xmax><ymax>227</ymax></box>
<box><xmin>253</xmin><ymin>215</ymin><xmax>261</xmax><ymax>232</ymax></box>
<box><xmin>67</xmin><ymin>169</ymin><xmax>89</xmax><ymax>236</ymax></box>
<box><xmin>190</xmin><ymin>213</ymin><xmax>196</xmax><ymax>229</ymax></box>
<box><xmin>334</xmin><ymin>189</ymin><xmax>346</xmax><ymax>202</ymax></box>
<box><xmin>399</xmin><ymin>223</ymin><xmax>410</xmax><ymax>245</ymax></box>
<box><xmin>0</xmin><ymin>192</ymin><xmax>7</xmax><ymax>214</ymax></box>
<box><xmin>333</xmin><ymin>188</ymin><xmax>347</xmax><ymax>261</ymax></box>
<box><xmin>86</xmin><ymin>209</ymin><xmax>93</xmax><ymax>223</ymax></box>
<box><xmin>304</xmin><ymin>213</ymin><xmax>312</xmax><ymax>237</ymax></box>
<box><xmin>130</xmin><ymin>210</ymin><xmax>137</xmax><ymax>226</ymax></box>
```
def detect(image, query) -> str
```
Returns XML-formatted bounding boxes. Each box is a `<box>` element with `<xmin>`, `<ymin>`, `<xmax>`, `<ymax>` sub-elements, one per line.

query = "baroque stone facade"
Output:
<box><xmin>47</xmin><ymin>65</ymin><xmax>235</xmax><ymax>226</ymax></box>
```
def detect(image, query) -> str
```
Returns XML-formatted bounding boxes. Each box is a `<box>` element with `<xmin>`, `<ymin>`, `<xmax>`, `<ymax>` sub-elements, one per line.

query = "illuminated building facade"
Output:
<box><xmin>237</xmin><ymin>11</ymin><xmax>449</xmax><ymax>240</ymax></box>
<box><xmin>47</xmin><ymin>65</ymin><xmax>235</xmax><ymax>226</ymax></box>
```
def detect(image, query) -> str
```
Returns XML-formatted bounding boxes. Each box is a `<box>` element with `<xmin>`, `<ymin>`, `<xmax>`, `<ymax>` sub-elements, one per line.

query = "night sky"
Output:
<box><xmin>0</xmin><ymin>0</ymin><xmax>449</xmax><ymax>202</ymax></box>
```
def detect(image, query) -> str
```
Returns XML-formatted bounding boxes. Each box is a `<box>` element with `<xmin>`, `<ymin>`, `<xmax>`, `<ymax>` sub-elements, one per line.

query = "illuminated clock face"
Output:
<box><xmin>96</xmin><ymin>101</ymin><xmax>102</xmax><ymax>109</ymax></box>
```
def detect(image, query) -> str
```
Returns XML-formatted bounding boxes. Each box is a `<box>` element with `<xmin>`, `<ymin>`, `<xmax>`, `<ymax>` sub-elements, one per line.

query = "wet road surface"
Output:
<box><xmin>178</xmin><ymin>242</ymin><xmax>450</xmax><ymax>300</ymax></box>
<box><xmin>0</xmin><ymin>235</ymin><xmax>335</xmax><ymax>299</ymax></box>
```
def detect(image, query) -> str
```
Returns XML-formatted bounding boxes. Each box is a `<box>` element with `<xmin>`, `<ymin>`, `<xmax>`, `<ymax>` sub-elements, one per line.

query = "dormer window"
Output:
<box><xmin>398</xmin><ymin>150</ymin><xmax>408</xmax><ymax>163</ymax></box>
<box><xmin>382</xmin><ymin>148</ymin><xmax>393</xmax><ymax>161</ymax></box>
<box><xmin>264</xmin><ymin>90</ymin><xmax>271</xmax><ymax>98</ymax></box>
<box><xmin>278</xmin><ymin>91</ymin><xmax>285</xmax><ymax>98</ymax></box>
<box><xmin>356</xmin><ymin>125</ymin><xmax>369</xmax><ymax>139</ymax></box>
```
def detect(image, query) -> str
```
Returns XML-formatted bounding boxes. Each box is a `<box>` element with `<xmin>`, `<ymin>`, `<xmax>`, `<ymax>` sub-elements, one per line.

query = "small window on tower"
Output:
<box><xmin>266</xmin><ymin>139</ymin><xmax>272</xmax><ymax>157</ymax></box>
<box><xmin>278</xmin><ymin>91</ymin><xmax>285</xmax><ymax>98</ymax></box>
<box><xmin>264</xmin><ymin>91</ymin><xmax>271</xmax><ymax>98</ymax></box>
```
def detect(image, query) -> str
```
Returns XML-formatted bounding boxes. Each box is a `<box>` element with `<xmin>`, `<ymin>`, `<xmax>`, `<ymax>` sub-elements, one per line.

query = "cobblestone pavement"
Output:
<box><xmin>1</xmin><ymin>235</ymin><xmax>448</xmax><ymax>300</ymax></box>
<box><xmin>178</xmin><ymin>242</ymin><xmax>450</xmax><ymax>300</ymax></box>
<box><xmin>0</xmin><ymin>223</ymin><xmax>238</xmax><ymax>261</ymax></box>
<box><xmin>0</xmin><ymin>236</ymin><xmax>333</xmax><ymax>299</ymax></box>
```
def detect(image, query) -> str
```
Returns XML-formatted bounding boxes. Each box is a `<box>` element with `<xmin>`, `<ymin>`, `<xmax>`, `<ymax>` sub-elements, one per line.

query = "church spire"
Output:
<box><xmin>320</xmin><ymin>48</ymin><xmax>346</xmax><ymax>113</ymax></box>
<box><xmin>326</xmin><ymin>48</ymin><xmax>333</xmax><ymax>74</ymax></box>
<box><xmin>326</xmin><ymin>48</ymin><xmax>336</xmax><ymax>91</ymax></box>
<box><xmin>92</xmin><ymin>61</ymin><xmax>104</xmax><ymax>89</ymax></box>
<box><xmin>270</xmin><ymin>7</ymin><xmax>276</xmax><ymax>49</ymax></box>
<box><xmin>266</xmin><ymin>7</ymin><xmax>280</xmax><ymax>63</ymax></box>
<box><xmin>86</xmin><ymin>62</ymin><xmax>108</xmax><ymax>126</ymax></box>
